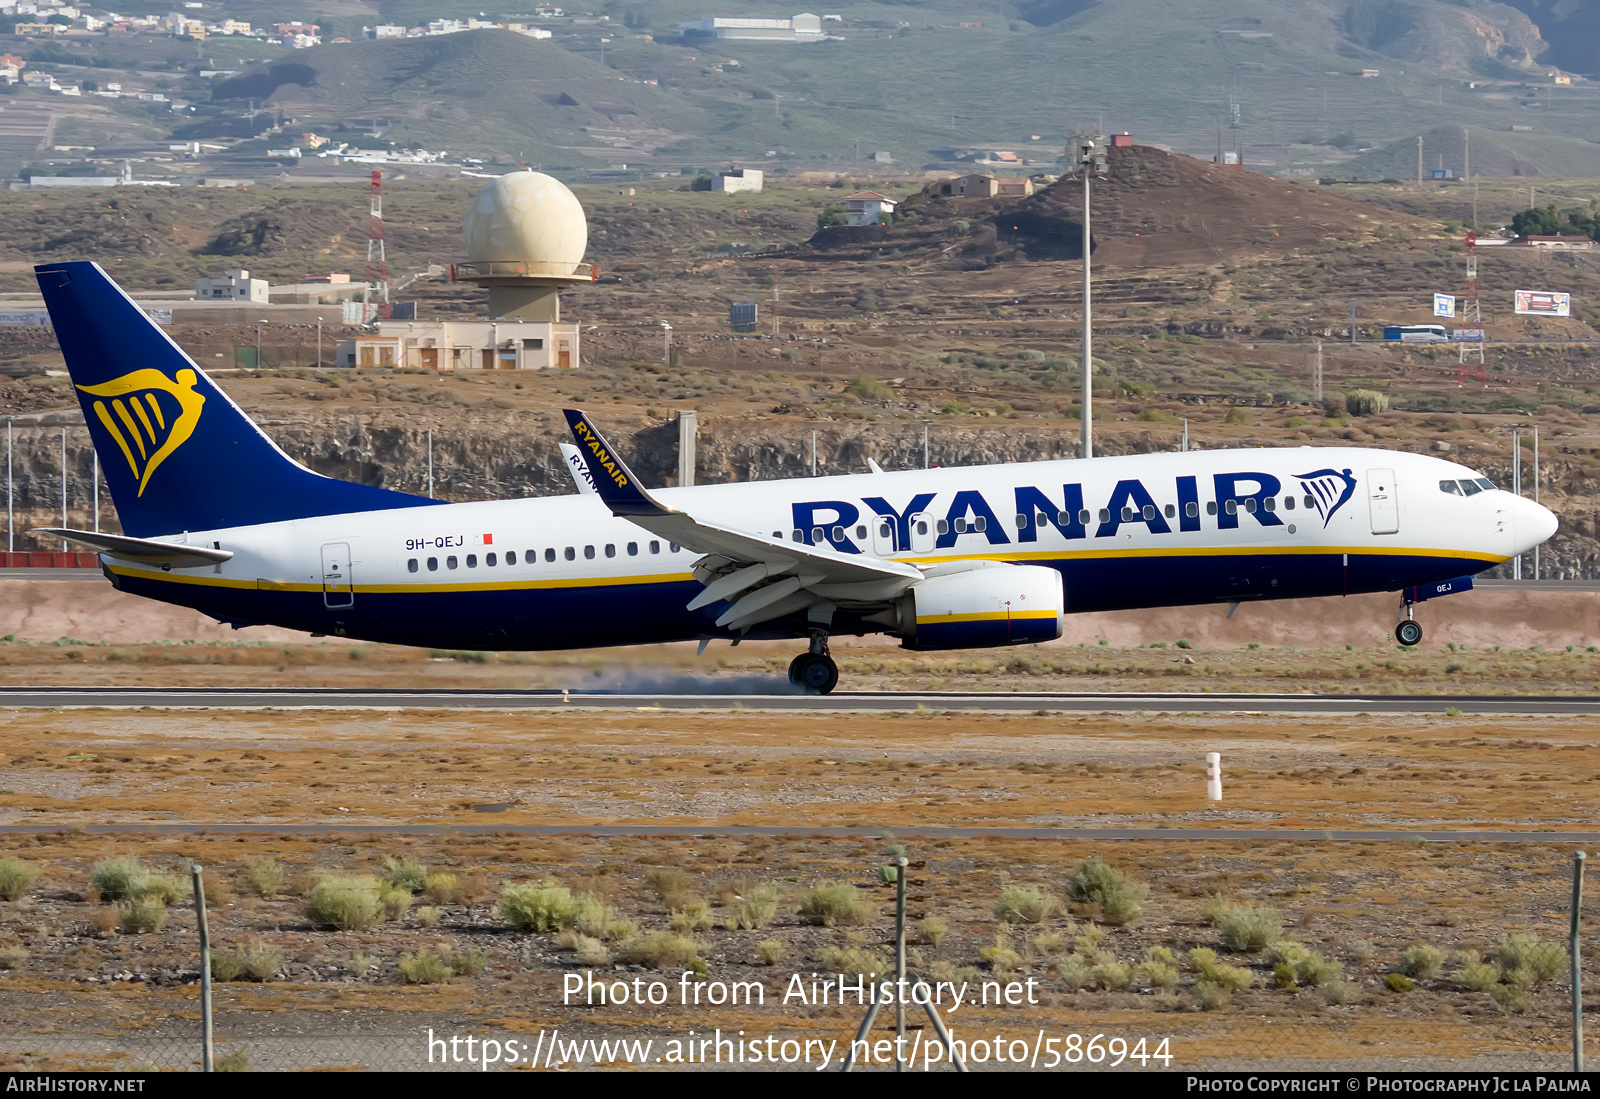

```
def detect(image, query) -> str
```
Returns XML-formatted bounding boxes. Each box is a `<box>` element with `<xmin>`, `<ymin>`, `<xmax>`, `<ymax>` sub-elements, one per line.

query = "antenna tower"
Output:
<box><xmin>1457</xmin><ymin>230</ymin><xmax>1485</xmax><ymax>387</ymax></box>
<box><xmin>364</xmin><ymin>169</ymin><xmax>390</xmax><ymax>320</ymax></box>
<box><xmin>1229</xmin><ymin>96</ymin><xmax>1242</xmax><ymax>163</ymax></box>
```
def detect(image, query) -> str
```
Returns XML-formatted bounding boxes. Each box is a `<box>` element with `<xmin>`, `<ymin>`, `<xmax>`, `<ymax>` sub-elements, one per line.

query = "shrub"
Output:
<box><xmin>383</xmin><ymin>856</ymin><xmax>428</xmax><ymax>893</ymax></box>
<box><xmin>1270</xmin><ymin>941</ymin><xmax>1341</xmax><ymax>987</ymax></box>
<box><xmin>668</xmin><ymin>898</ymin><xmax>714</xmax><ymax>934</ymax></box>
<box><xmin>119</xmin><ymin>896</ymin><xmax>168</xmax><ymax>934</ymax></box>
<box><xmin>818</xmin><ymin>943</ymin><xmax>890</xmax><ymax>979</ymax></box>
<box><xmin>1056</xmin><ymin>956</ymin><xmax>1092</xmax><ymax>990</ymax></box>
<box><xmin>0</xmin><ymin>944</ymin><xmax>28</xmax><ymax>969</ymax></box>
<box><xmin>1321</xmin><ymin>978</ymin><xmax>1360</xmax><ymax>1006</ymax></box>
<box><xmin>616</xmin><ymin>931</ymin><xmax>702</xmax><ymax>969</ymax></box>
<box><xmin>305</xmin><ymin>875</ymin><xmax>384</xmax><ymax>931</ymax></box>
<box><xmin>1189</xmin><ymin>948</ymin><xmax>1253</xmax><ymax>991</ymax></box>
<box><xmin>1494</xmin><ymin>933</ymin><xmax>1565</xmax><ymax>984</ymax></box>
<box><xmin>574</xmin><ymin>935</ymin><xmax>610</xmax><ymax>966</ymax></box>
<box><xmin>725</xmin><ymin>885</ymin><xmax>780</xmax><ymax>931</ymax></box>
<box><xmin>1224</xmin><ymin>406</ymin><xmax>1253</xmax><ymax>426</ymax></box>
<box><xmin>1065</xmin><ymin>858</ymin><xmax>1146</xmax><ymax>926</ymax></box>
<box><xmin>0</xmin><ymin>858</ymin><xmax>40</xmax><ymax>901</ymax></box>
<box><xmin>644</xmin><ymin>867</ymin><xmax>690</xmax><ymax>902</ymax></box>
<box><xmin>398</xmin><ymin>946</ymin><xmax>487</xmax><ymax>984</ymax></box>
<box><xmin>240</xmin><ymin>859</ymin><xmax>283</xmax><ymax>897</ymax></box>
<box><xmin>979</xmin><ymin>931</ymin><xmax>1023</xmax><ymax>978</ymax></box>
<box><xmin>416</xmin><ymin>906</ymin><xmax>441</xmax><ymax>928</ymax></box>
<box><xmin>1032</xmin><ymin>931</ymin><xmax>1068</xmax><ymax>956</ymax></box>
<box><xmin>1451</xmin><ymin>961</ymin><xmax>1502</xmax><ymax>992</ymax></box>
<box><xmin>212</xmin><ymin>939</ymin><xmax>280</xmax><ymax>982</ymax></box>
<box><xmin>994</xmin><ymin>884</ymin><xmax>1056</xmax><ymax>924</ymax></box>
<box><xmin>378</xmin><ymin>886</ymin><xmax>412</xmax><ymax>921</ymax></box>
<box><xmin>499</xmin><ymin>880</ymin><xmax>578</xmax><ymax>932</ymax></box>
<box><xmin>91</xmin><ymin>857</ymin><xmax>150</xmax><ymax>902</ymax></box>
<box><xmin>1490</xmin><ymin>982</ymin><xmax>1531</xmax><ymax>1013</ymax></box>
<box><xmin>757</xmin><ymin>939</ymin><xmax>787</xmax><ymax>966</ymax></box>
<box><xmin>139</xmin><ymin>875</ymin><xmax>185</xmax><ymax>906</ymax></box>
<box><xmin>798</xmin><ymin>883</ymin><xmax>873</xmax><ymax>927</ymax></box>
<box><xmin>1399</xmin><ymin>943</ymin><xmax>1446</xmax><ymax>979</ymax></box>
<box><xmin>214</xmin><ymin>1052</ymin><xmax>249</xmax><ymax>1072</ymax></box>
<box><xmin>1384</xmin><ymin>972</ymin><xmax>1415</xmax><ymax>993</ymax></box>
<box><xmin>422</xmin><ymin>872</ymin><xmax>465</xmax><ymax>905</ymax></box>
<box><xmin>574</xmin><ymin>894</ymin><xmax>633</xmax><ymax>939</ymax></box>
<box><xmin>1346</xmin><ymin>389</ymin><xmax>1389</xmax><ymax>416</ymax></box>
<box><xmin>844</xmin><ymin>373</ymin><xmax>891</xmax><ymax>401</ymax></box>
<box><xmin>1094</xmin><ymin>961</ymin><xmax>1135</xmax><ymax>991</ymax></box>
<box><xmin>1217</xmin><ymin>905</ymin><xmax>1283</xmax><ymax>952</ymax></box>
<box><xmin>919</xmin><ymin>916</ymin><xmax>948</xmax><ymax>947</ymax></box>
<box><xmin>1139</xmin><ymin>960</ymin><xmax>1180</xmax><ymax>989</ymax></box>
<box><xmin>1193</xmin><ymin>981</ymin><xmax>1232</xmax><ymax>1011</ymax></box>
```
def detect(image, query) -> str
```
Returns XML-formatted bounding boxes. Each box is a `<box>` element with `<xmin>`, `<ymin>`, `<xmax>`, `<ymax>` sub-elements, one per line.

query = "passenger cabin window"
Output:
<box><xmin>936</xmin><ymin>519</ymin><xmax>949</xmax><ymax>535</ymax></box>
<box><xmin>856</xmin><ymin>525</ymin><xmax>867</xmax><ymax>539</ymax></box>
<box><xmin>831</xmin><ymin>525</ymin><xmax>845</xmax><ymax>542</ymax></box>
<box><xmin>650</xmin><ymin>541</ymin><xmax>661</xmax><ymax>554</ymax></box>
<box><xmin>447</xmin><ymin>555</ymin><xmax>458</xmax><ymax>569</ymax></box>
<box><xmin>466</xmin><ymin>554</ymin><xmax>478</xmax><ymax>568</ymax></box>
<box><xmin>564</xmin><ymin>547</ymin><xmax>575</xmax><ymax>561</ymax></box>
<box><xmin>1119</xmin><ymin>507</ymin><xmax>1133</xmax><ymax>522</ymax></box>
<box><xmin>1440</xmin><ymin>480</ymin><xmax>1462</xmax><ymax>495</ymax></box>
<box><xmin>1186</xmin><ymin>502</ymin><xmax>1198</xmax><ymax>518</ymax></box>
<box><xmin>1261</xmin><ymin>497</ymin><xmax>1275</xmax><ymax>513</ymax></box>
<box><xmin>1142</xmin><ymin>505</ymin><xmax>1156</xmax><ymax>520</ymax></box>
<box><xmin>974</xmin><ymin>517</ymin><xmax>987</xmax><ymax>532</ymax></box>
<box><xmin>669</xmin><ymin>543</ymin><xmax>681</xmax><ymax>553</ymax></box>
<box><xmin>954</xmin><ymin>517</ymin><xmax>968</xmax><ymax>533</ymax></box>
<box><xmin>605</xmin><ymin>544</ymin><xmax>616</xmax><ymax>558</ymax></box>
<box><xmin>1206</xmin><ymin>501</ymin><xmax>1218</xmax><ymax>516</ymax></box>
<box><xmin>584</xmin><ymin>545</ymin><xmax>596</xmax><ymax>560</ymax></box>
<box><xmin>627</xmin><ymin>542</ymin><xmax>638</xmax><ymax>556</ymax></box>
<box><xmin>1245</xmin><ymin>498</ymin><xmax>1258</xmax><ymax>513</ymax></box>
<box><xmin>1098</xmin><ymin>509</ymin><xmax>1110</xmax><ymax>524</ymax></box>
<box><xmin>407</xmin><ymin>558</ymin><xmax>418</xmax><ymax>573</ymax></box>
<box><xmin>1078</xmin><ymin>509</ymin><xmax>1091</xmax><ymax>525</ymax></box>
<box><xmin>427</xmin><ymin>557</ymin><xmax>438</xmax><ymax>571</ymax></box>
<box><xmin>486</xmin><ymin>553</ymin><xmax>497</xmax><ymax>566</ymax></box>
<box><xmin>1164</xmin><ymin>504</ymin><xmax>1175</xmax><ymax>519</ymax></box>
<box><xmin>545</xmin><ymin>548</ymin><xmax>556</xmax><ymax>562</ymax></box>
<box><xmin>811</xmin><ymin>527</ymin><xmax>825</xmax><ymax>544</ymax></box>
<box><xmin>792</xmin><ymin>529</ymin><xmax>804</xmax><ymax>543</ymax></box>
<box><xmin>1283</xmin><ymin>497</ymin><xmax>1295</xmax><ymax>510</ymax></box>
<box><xmin>506</xmin><ymin>551</ymin><xmax>516</xmax><ymax>565</ymax></box>
<box><xmin>1224</xmin><ymin>500</ymin><xmax>1238</xmax><ymax>515</ymax></box>
<box><xmin>1303</xmin><ymin>494</ymin><xmax>1315</xmax><ymax>509</ymax></box>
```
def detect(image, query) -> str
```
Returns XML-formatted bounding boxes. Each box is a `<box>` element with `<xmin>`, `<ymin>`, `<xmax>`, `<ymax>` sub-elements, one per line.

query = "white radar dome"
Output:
<box><xmin>464</xmin><ymin>170</ymin><xmax>588</xmax><ymax>274</ymax></box>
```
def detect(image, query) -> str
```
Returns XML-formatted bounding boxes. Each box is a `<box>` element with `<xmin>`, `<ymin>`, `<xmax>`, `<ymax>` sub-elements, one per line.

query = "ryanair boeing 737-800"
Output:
<box><xmin>31</xmin><ymin>262</ymin><xmax>1558</xmax><ymax>693</ymax></box>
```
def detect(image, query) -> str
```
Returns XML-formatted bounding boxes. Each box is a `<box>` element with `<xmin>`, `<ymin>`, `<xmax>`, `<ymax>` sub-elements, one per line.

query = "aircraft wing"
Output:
<box><xmin>33</xmin><ymin>527</ymin><xmax>233</xmax><ymax>569</ymax></box>
<box><xmin>562</xmin><ymin>409</ymin><xmax>922</xmax><ymax>631</ymax></box>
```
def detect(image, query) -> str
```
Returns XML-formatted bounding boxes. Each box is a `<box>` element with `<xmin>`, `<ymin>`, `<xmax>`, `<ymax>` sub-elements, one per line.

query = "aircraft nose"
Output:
<box><xmin>1510</xmin><ymin>493</ymin><xmax>1558</xmax><ymax>554</ymax></box>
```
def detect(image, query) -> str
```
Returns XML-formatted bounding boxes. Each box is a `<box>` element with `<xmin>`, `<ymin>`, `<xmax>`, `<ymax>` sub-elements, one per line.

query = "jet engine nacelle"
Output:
<box><xmin>891</xmin><ymin>563</ymin><xmax>1064</xmax><ymax>651</ymax></box>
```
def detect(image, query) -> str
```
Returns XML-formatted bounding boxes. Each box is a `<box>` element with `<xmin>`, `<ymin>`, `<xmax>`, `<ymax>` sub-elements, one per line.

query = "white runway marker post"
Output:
<box><xmin>1205</xmin><ymin>752</ymin><xmax>1222</xmax><ymax>801</ymax></box>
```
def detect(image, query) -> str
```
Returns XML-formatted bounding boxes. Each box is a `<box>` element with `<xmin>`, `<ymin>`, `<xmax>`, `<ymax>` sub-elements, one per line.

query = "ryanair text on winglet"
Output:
<box><xmin>573</xmin><ymin>420</ymin><xmax>629</xmax><ymax>489</ymax></box>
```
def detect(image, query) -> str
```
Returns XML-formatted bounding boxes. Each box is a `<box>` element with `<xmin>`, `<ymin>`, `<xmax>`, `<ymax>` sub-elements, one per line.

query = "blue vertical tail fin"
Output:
<box><xmin>36</xmin><ymin>261</ymin><xmax>439</xmax><ymax>537</ymax></box>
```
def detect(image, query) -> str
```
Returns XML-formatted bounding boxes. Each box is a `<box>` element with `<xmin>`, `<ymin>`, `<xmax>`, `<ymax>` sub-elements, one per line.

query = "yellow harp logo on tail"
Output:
<box><xmin>76</xmin><ymin>368</ymin><xmax>205</xmax><ymax>497</ymax></box>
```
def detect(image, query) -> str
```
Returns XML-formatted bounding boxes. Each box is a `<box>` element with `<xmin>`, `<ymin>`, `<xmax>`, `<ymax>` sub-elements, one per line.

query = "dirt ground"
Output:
<box><xmin>0</xmin><ymin>705</ymin><xmax>1591</xmax><ymax>1070</ymax></box>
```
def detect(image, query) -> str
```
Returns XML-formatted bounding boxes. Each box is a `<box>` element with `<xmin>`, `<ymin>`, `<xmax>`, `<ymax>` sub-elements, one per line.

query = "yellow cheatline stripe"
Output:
<box><xmin>93</xmin><ymin>403</ymin><xmax>138</xmax><ymax>479</ymax></box>
<box><xmin>919</xmin><ymin>609</ymin><xmax>1059</xmax><ymax>625</ymax></box>
<box><xmin>108</xmin><ymin>565</ymin><xmax>698</xmax><ymax>594</ymax></box>
<box><xmin>906</xmin><ymin>545</ymin><xmax>1507</xmax><ymax>566</ymax></box>
<box><xmin>112</xmin><ymin>399</ymin><xmax>147</xmax><ymax>460</ymax></box>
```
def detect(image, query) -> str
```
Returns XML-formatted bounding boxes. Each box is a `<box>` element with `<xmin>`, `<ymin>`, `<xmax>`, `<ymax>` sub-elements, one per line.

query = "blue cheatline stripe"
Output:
<box><xmin>108</xmin><ymin>548</ymin><xmax>1497</xmax><ymax>649</ymax></box>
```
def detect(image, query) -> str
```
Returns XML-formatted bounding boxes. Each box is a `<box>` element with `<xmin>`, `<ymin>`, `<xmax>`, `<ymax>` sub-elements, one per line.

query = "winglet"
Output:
<box><xmin>562</xmin><ymin>409</ymin><xmax>668</xmax><ymax>517</ymax></box>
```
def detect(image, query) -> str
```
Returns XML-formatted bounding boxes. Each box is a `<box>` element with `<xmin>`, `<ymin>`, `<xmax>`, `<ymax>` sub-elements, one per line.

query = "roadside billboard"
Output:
<box><xmin>1453</xmin><ymin>328</ymin><xmax>1485</xmax><ymax>342</ymax></box>
<box><xmin>1433</xmin><ymin>293</ymin><xmax>1456</xmax><ymax>318</ymax></box>
<box><xmin>1514</xmin><ymin>290</ymin><xmax>1571</xmax><ymax>317</ymax></box>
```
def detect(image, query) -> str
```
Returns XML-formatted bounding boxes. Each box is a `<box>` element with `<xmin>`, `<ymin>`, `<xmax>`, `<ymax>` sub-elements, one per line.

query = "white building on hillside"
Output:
<box><xmin>713</xmin><ymin>167</ymin><xmax>763</xmax><ymax>193</ymax></box>
<box><xmin>844</xmin><ymin>190</ymin><xmax>894</xmax><ymax>226</ymax></box>
<box><xmin>678</xmin><ymin>13</ymin><xmax>824</xmax><ymax>42</ymax></box>
<box><xmin>195</xmin><ymin>269</ymin><xmax>268</xmax><ymax>303</ymax></box>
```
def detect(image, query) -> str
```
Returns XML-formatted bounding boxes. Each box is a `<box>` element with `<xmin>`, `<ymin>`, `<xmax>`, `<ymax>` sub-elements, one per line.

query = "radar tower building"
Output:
<box><xmin>348</xmin><ymin>170</ymin><xmax>595</xmax><ymax>370</ymax></box>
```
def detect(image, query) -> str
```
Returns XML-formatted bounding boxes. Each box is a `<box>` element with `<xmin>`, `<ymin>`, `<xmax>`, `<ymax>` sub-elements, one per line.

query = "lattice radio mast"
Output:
<box><xmin>364</xmin><ymin>169</ymin><xmax>390</xmax><ymax>321</ymax></box>
<box><xmin>1458</xmin><ymin>230</ymin><xmax>1485</xmax><ymax>387</ymax></box>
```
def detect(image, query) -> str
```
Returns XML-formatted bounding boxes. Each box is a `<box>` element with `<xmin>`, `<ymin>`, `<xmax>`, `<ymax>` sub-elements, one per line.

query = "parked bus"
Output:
<box><xmin>1383</xmin><ymin>324</ymin><xmax>1450</xmax><ymax>342</ymax></box>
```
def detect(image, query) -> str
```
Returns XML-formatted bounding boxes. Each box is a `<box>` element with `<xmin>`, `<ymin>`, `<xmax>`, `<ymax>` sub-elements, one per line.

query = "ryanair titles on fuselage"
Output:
<box><xmin>790</xmin><ymin>467</ymin><xmax>1359</xmax><ymax>554</ymax></box>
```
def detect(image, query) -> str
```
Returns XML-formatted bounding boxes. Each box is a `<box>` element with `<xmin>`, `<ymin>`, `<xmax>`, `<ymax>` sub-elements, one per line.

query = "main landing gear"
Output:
<box><xmin>788</xmin><ymin>632</ymin><xmax>839</xmax><ymax>695</ymax></box>
<box><xmin>1395</xmin><ymin>596</ymin><xmax>1423</xmax><ymax>647</ymax></box>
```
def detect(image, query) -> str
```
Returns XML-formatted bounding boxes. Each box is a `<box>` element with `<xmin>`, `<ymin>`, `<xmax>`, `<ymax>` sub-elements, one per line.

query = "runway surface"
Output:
<box><xmin>0</xmin><ymin>822</ymin><xmax>1590</xmax><ymax>842</ymax></box>
<box><xmin>2</xmin><ymin>685</ymin><xmax>1599</xmax><ymax>714</ymax></box>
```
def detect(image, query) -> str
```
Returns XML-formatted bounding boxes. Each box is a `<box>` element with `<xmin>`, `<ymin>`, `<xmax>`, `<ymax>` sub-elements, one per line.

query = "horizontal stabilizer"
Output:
<box><xmin>33</xmin><ymin>527</ymin><xmax>233</xmax><ymax>569</ymax></box>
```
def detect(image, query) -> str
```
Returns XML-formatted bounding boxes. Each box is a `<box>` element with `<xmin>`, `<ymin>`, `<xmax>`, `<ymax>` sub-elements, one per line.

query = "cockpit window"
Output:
<box><xmin>1460</xmin><ymin>479</ymin><xmax>1483</xmax><ymax>497</ymax></box>
<box><xmin>1439</xmin><ymin>479</ymin><xmax>1462</xmax><ymax>496</ymax></box>
<box><xmin>1475</xmin><ymin>478</ymin><xmax>1495</xmax><ymax>491</ymax></box>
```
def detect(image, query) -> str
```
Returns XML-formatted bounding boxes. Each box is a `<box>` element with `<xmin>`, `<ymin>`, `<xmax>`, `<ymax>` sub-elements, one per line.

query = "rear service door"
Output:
<box><xmin>321</xmin><ymin>543</ymin><xmax>354</xmax><ymax>608</ymax></box>
<box><xmin>1367</xmin><ymin>468</ymin><xmax>1399</xmax><ymax>535</ymax></box>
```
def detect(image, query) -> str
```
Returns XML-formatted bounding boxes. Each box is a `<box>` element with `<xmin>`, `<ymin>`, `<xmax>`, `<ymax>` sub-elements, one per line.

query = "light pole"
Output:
<box><xmin>659</xmin><ymin>320</ymin><xmax>673</xmax><ymax>365</ymax></box>
<box><xmin>255</xmin><ymin>320</ymin><xmax>264</xmax><ymax>369</ymax></box>
<box><xmin>1071</xmin><ymin>133</ymin><xmax>1106</xmax><ymax>459</ymax></box>
<box><xmin>316</xmin><ymin>318</ymin><xmax>322</xmax><ymax>368</ymax></box>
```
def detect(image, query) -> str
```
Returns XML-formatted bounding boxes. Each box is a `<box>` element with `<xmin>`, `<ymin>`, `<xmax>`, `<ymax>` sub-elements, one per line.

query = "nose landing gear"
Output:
<box><xmin>788</xmin><ymin>632</ymin><xmax>839</xmax><ymax>694</ymax></box>
<box><xmin>1395</xmin><ymin>596</ymin><xmax>1424</xmax><ymax>647</ymax></box>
